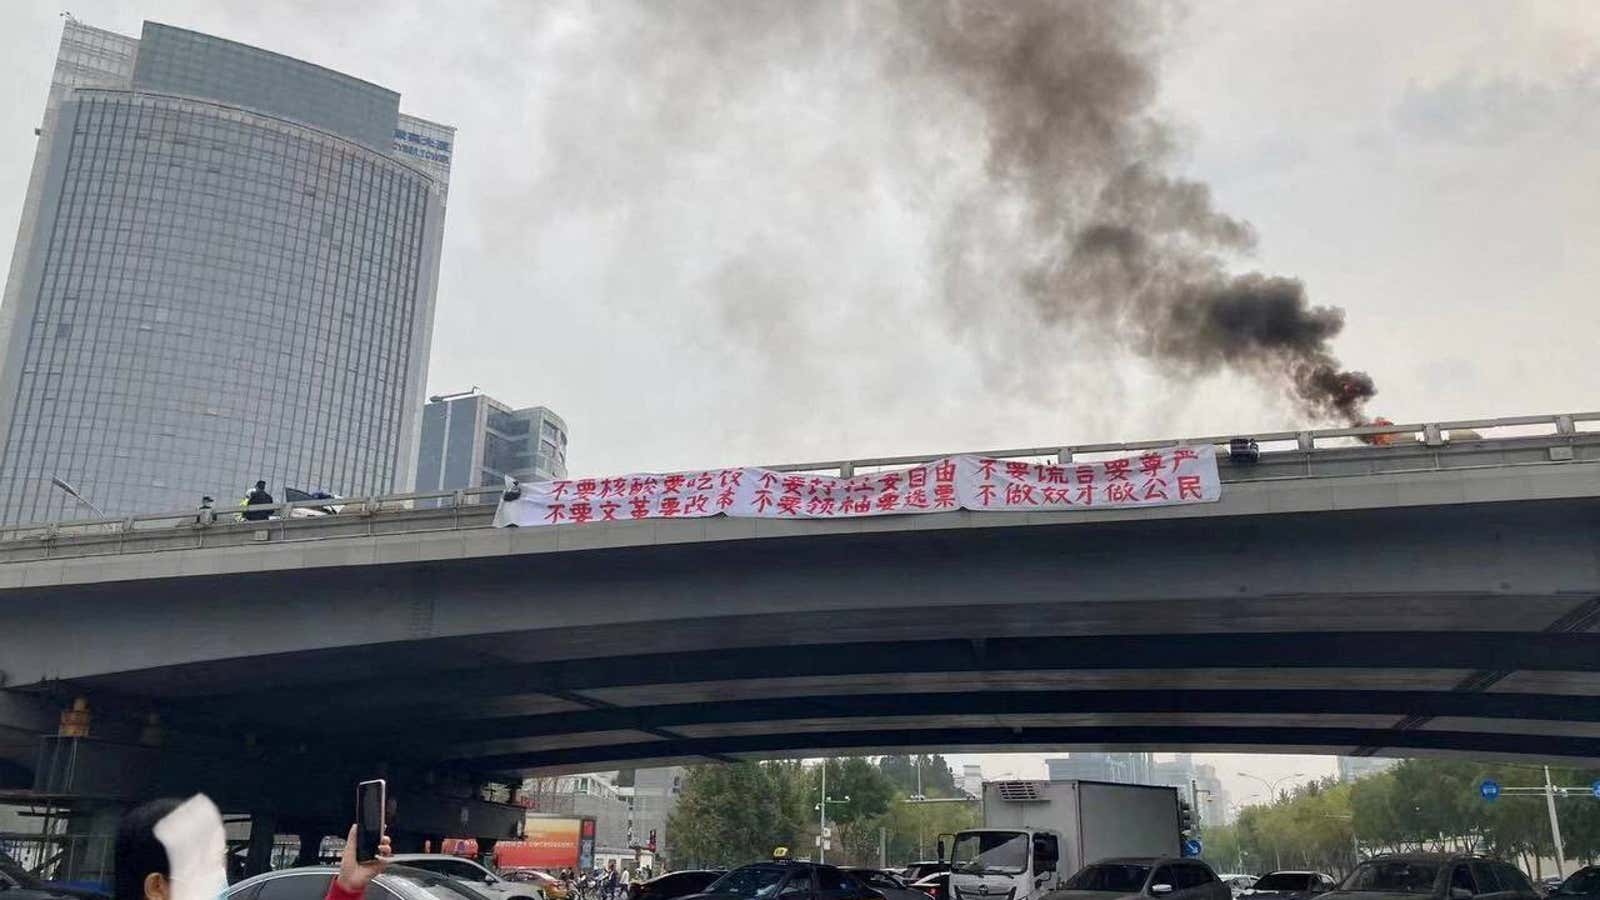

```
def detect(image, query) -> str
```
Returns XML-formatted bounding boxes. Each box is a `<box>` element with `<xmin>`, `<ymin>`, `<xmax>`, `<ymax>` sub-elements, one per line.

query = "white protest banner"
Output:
<box><xmin>492</xmin><ymin>444</ymin><xmax>1220</xmax><ymax>528</ymax></box>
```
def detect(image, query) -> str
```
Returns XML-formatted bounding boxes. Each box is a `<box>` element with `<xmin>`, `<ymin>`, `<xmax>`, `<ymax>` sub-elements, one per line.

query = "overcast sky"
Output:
<box><xmin>4</xmin><ymin>0</ymin><xmax>1596</xmax><ymax>806</ymax></box>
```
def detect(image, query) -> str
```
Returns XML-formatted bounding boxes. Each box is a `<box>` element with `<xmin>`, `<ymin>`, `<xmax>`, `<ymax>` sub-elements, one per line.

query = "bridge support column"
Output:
<box><xmin>245</xmin><ymin>812</ymin><xmax>277</xmax><ymax>877</ymax></box>
<box><xmin>294</xmin><ymin>830</ymin><xmax>326</xmax><ymax>867</ymax></box>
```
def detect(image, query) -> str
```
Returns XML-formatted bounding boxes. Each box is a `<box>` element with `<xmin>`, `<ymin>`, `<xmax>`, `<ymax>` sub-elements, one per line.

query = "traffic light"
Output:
<box><xmin>1178</xmin><ymin>798</ymin><xmax>1197</xmax><ymax>838</ymax></box>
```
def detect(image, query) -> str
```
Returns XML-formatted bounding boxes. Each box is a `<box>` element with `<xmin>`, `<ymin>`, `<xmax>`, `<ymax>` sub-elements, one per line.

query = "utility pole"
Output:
<box><xmin>1544</xmin><ymin>766</ymin><xmax>1567</xmax><ymax>878</ymax></box>
<box><xmin>815</xmin><ymin>762</ymin><xmax>849</xmax><ymax>866</ymax></box>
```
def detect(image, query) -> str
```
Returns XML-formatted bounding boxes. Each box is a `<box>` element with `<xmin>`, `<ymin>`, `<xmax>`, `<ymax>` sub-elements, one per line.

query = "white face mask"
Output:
<box><xmin>153</xmin><ymin>794</ymin><xmax>229</xmax><ymax>900</ymax></box>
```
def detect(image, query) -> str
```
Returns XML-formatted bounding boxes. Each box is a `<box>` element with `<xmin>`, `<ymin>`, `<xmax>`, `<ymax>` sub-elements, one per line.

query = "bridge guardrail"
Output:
<box><xmin>2</xmin><ymin>410</ymin><xmax>1597</xmax><ymax>553</ymax></box>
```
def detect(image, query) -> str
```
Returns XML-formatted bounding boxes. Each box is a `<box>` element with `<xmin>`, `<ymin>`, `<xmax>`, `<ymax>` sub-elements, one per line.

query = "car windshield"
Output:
<box><xmin>951</xmin><ymin>832</ymin><xmax>1029</xmax><ymax>876</ymax></box>
<box><xmin>1557</xmin><ymin>872</ymin><xmax>1600</xmax><ymax>895</ymax></box>
<box><xmin>709</xmin><ymin>866</ymin><xmax>790</xmax><ymax>898</ymax></box>
<box><xmin>1065</xmin><ymin>865</ymin><xmax>1152</xmax><ymax>893</ymax></box>
<box><xmin>1338</xmin><ymin>862</ymin><xmax>1440</xmax><ymax>894</ymax></box>
<box><xmin>1254</xmin><ymin>875</ymin><xmax>1314</xmax><ymax>891</ymax></box>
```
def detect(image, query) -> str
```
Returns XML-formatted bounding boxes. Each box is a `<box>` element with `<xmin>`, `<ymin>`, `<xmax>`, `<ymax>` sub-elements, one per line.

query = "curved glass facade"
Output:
<box><xmin>0</xmin><ymin>88</ymin><xmax>442</xmax><ymax>523</ymax></box>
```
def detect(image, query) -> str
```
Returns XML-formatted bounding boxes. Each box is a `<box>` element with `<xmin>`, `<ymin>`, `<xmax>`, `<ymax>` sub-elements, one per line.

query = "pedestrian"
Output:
<box><xmin>605</xmin><ymin>861</ymin><xmax>620</xmax><ymax>900</ymax></box>
<box><xmin>116</xmin><ymin>794</ymin><xmax>389</xmax><ymax>900</ymax></box>
<box><xmin>194</xmin><ymin>496</ymin><xmax>215</xmax><ymax>526</ymax></box>
<box><xmin>241</xmin><ymin>480</ymin><xmax>273</xmax><ymax>521</ymax></box>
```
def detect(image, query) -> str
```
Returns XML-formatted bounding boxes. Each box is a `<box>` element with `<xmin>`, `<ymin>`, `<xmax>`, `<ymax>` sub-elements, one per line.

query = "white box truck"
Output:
<box><xmin>947</xmin><ymin>780</ymin><xmax>1183</xmax><ymax>900</ymax></box>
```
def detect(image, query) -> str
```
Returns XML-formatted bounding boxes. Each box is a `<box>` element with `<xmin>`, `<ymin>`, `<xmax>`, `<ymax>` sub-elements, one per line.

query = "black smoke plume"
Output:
<box><xmin>529</xmin><ymin>0</ymin><xmax>1377</xmax><ymax>428</ymax></box>
<box><xmin>898</xmin><ymin>0</ymin><xmax>1376</xmax><ymax>423</ymax></box>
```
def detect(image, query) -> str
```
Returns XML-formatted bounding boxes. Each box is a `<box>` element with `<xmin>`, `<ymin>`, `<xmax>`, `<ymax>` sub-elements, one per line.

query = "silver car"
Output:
<box><xmin>1049</xmin><ymin>858</ymin><xmax>1232</xmax><ymax>900</ymax></box>
<box><xmin>385</xmin><ymin>855</ymin><xmax>546</xmax><ymax>900</ymax></box>
<box><xmin>228</xmin><ymin>866</ymin><xmax>505</xmax><ymax>900</ymax></box>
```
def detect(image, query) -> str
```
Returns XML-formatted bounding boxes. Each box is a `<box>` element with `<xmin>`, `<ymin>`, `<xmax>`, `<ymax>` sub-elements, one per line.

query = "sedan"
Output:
<box><xmin>631</xmin><ymin>871</ymin><xmax>727</xmax><ymax>900</ymax></box>
<box><xmin>227</xmin><ymin>865</ymin><xmax>500</xmax><ymax>900</ymax></box>
<box><xmin>847</xmin><ymin>870</ymin><xmax>926</xmax><ymax>900</ymax></box>
<box><xmin>1048</xmin><ymin>858</ymin><xmax>1231</xmax><ymax>900</ymax></box>
<box><xmin>384</xmin><ymin>856</ymin><xmax>545</xmax><ymax>900</ymax></box>
<box><xmin>681</xmin><ymin>861</ymin><xmax>881</xmax><ymax>900</ymax></box>
<box><xmin>903</xmin><ymin>865</ymin><xmax>950</xmax><ymax>885</ymax></box>
<box><xmin>1547</xmin><ymin>868</ymin><xmax>1600</xmax><ymax>900</ymax></box>
<box><xmin>909</xmin><ymin>874</ymin><xmax>948</xmax><ymax>900</ymax></box>
<box><xmin>1241</xmin><ymin>872</ymin><xmax>1337</xmax><ymax>900</ymax></box>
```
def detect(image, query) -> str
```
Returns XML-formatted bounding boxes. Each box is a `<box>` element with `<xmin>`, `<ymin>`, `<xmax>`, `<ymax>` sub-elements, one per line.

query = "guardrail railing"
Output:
<box><xmin>3</xmin><ymin>410</ymin><xmax>1596</xmax><ymax>547</ymax></box>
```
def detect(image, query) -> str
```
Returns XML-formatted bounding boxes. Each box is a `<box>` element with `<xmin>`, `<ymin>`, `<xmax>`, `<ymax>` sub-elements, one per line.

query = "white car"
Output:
<box><xmin>386</xmin><ymin>855</ymin><xmax>547</xmax><ymax>900</ymax></box>
<box><xmin>227</xmin><ymin>865</ymin><xmax>526</xmax><ymax>900</ymax></box>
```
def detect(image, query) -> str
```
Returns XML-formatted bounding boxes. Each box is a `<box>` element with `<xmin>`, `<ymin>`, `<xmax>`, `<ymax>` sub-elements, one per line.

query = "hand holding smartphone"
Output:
<box><xmin>356</xmin><ymin>779</ymin><xmax>386</xmax><ymax>863</ymax></box>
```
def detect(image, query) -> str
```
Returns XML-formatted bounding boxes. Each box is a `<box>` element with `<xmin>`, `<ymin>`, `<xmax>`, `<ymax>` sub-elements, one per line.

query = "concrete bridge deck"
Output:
<box><xmin>0</xmin><ymin>413</ymin><xmax>1596</xmax><ymax>784</ymax></box>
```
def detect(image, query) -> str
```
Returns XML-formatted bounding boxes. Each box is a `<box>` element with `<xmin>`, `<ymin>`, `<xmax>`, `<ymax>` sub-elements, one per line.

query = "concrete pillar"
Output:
<box><xmin>294</xmin><ymin>831</ymin><xmax>326</xmax><ymax>867</ymax></box>
<box><xmin>245</xmin><ymin>813</ymin><xmax>277</xmax><ymax>877</ymax></box>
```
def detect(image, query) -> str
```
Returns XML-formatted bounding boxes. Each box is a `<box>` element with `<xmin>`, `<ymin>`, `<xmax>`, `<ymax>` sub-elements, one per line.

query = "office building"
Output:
<box><xmin>961</xmin><ymin>764</ymin><xmax>983</xmax><ymax>798</ymax></box>
<box><xmin>1045</xmin><ymin>753</ymin><xmax>1151</xmax><ymax>784</ymax></box>
<box><xmin>1044</xmin><ymin>753</ymin><xmax>1228</xmax><ymax>825</ymax></box>
<box><xmin>0</xmin><ymin>18</ymin><xmax>451</xmax><ymax>524</ymax></box>
<box><xmin>623</xmin><ymin>767</ymin><xmax>683</xmax><ymax>863</ymax></box>
<box><xmin>416</xmin><ymin>390</ymin><xmax>568</xmax><ymax>492</ymax></box>
<box><xmin>1337</xmin><ymin>756</ymin><xmax>1398</xmax><ymax>783</ymax></box>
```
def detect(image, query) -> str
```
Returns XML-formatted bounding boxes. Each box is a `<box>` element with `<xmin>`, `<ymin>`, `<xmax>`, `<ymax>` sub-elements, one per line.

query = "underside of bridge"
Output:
<box><xmin>4</xmin><ymin>493</ymin><xmax>1598</xmax><ymax>792</ymax></box>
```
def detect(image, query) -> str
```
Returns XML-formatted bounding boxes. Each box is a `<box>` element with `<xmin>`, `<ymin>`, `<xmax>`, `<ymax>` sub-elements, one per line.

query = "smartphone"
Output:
<box><xmin>356</xmin><ymin>779</ymin><xmax>386</xmax><ymax>863</ymax></box>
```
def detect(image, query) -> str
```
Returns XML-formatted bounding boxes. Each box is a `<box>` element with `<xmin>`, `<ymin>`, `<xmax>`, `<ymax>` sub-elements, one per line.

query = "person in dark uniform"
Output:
<box><xmin>242</xmin><ymin>480</ymin><xmax>274</xmax><ymax>521</ymax></box>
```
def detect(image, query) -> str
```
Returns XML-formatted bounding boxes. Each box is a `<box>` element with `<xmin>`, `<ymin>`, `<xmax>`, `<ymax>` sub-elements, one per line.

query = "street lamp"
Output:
<box><xmin>1236</xmin><ymin>772</ymin><xmax>1305</xmax><ymax>804</ymax></box>
<box><xmin>815</xmin><ymin>762</ymin><xmax>849</xmax><ymax>865</ymax></box>
<box><xmin>50</xmin><ymin>475</ymin><xmax>106</xmax><ymax>517</ymax></box>
<box><xmin>1236</xmin><ymin>772</ymin><xmax>1305</xmax><ymax>870</ymax></box>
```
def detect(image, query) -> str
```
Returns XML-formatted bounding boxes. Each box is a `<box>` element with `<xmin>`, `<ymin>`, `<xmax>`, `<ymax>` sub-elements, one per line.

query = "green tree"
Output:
<box><xmin>877</xmin><ymin>755</ymin><xmax>960</xmax><ymax>798</ymax></box>
<box><xmin>813</xmin><ymin>758</ymin><xmax>897</xmax><ymax>865</ymax></box>
<box><xmin>667</xmin><ymin>761</ymin><xmax>810</xmax><ymax>868</ymax></box>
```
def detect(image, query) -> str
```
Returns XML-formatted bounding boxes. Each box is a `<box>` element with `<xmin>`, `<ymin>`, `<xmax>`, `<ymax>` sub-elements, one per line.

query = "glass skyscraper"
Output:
<box><xmin>0</xmin><ymin>19</ymin><xmax>452</xmax><ymax>524</ymax></box>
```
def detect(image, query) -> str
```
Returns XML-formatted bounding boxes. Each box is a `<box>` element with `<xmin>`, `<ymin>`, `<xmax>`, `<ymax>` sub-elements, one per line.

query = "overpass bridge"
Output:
<box><xmin>0</xmin><ymin>412</ymin><xmax>1598</xmax><ymax>821</ymax></box>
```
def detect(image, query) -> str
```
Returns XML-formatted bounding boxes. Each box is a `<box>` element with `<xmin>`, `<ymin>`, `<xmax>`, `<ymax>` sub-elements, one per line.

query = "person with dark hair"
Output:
<box><xmin>115</xmin><ymin>796</ymin><xmax>390</xmax><ymax>900</ymax></box>
<box><xmin>115</xmin><ymin>798</ymin><xmax>184</xmax><ymax>900</ymax></box>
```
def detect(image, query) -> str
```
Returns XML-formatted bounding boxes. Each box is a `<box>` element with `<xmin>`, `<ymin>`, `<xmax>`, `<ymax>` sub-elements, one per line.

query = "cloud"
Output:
<box><xmin>1393</xmin><ymin>61</ymin><xmax>1600</xmax><ymax>146</ymax></box>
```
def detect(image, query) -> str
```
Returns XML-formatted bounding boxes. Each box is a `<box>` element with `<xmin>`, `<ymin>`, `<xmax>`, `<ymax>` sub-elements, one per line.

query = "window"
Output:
<box><xmin>1469</xmin><ymin>864</ymin><xmax>1500</xmax><ymax>894</ymax></box>
<box><xmin>1451</xmin><ymin>866</ymin><xmax>1478</xmax><ymax>895</ymax></box>
<box><xmin>1340</xmin><ymin>862</ymin><xmax>1440</xmax><ymax>894</ymax></box>
<box><xmin>407</xmin><ymin>859</ymin><xmax>489</xmax><ymax>882</ymax></box>
<box><xmin>1492</xmin><ymin>865</ymin><xmax>1532</xmax><ymax>895</ymax></box>
<box><xmin>951</xmin><ymin>831</ymin><xmax>1029</xmax><ymax>875</ymax></box>
<box><xmin>1068</xmin><ymin>866</ymin><xmax>1151</xmax><ymax>894</ymax></box>
<box><xmin>817</xmin><ymin>869</ymin><xmax>847</xmax><ymax>892</ymax></box>
<box><xmin>1255</xmin><ymin>875</ymin><xmax>1314</xmax><ymax>891</ymax></box>
<box><xmin>1171</xmin><ymin>867</ymin><xmax>1206</xmax><ymax>890</ymax></box>
<box><xmin>258</xmin><ymin>874</ymin><xmax>337</xmax><ymax>900</ymax></box>
<box><xmin>1151</xmin><ymin>867</ymin><xmax>1176</xmax><ymax>892</ymax></box>
<box><xmin>1033</xmin><ymin>834</ymin><xmax>1060</xmax><ymax>873</ymax></box>
<box><xmin>711</xmin><ymin>866</ymin><xmax>790</xmax><ymax>899</ymax></box>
